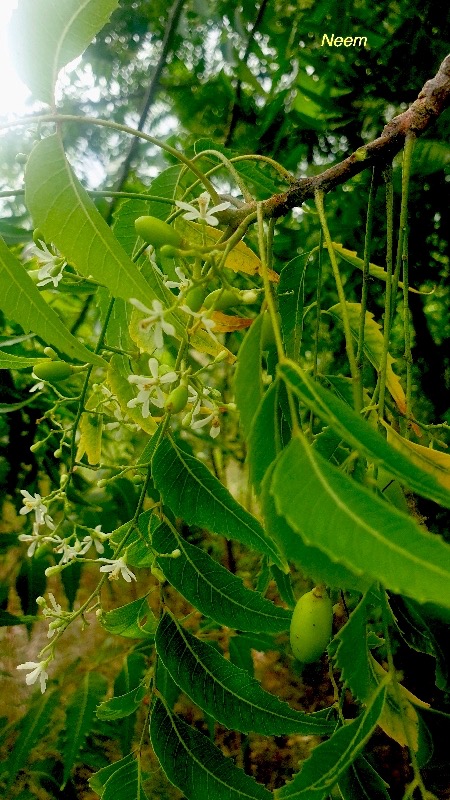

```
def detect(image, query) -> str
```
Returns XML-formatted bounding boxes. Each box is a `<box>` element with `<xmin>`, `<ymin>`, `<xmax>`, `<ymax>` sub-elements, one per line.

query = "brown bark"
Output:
<box><xmin>220</xmin><ymin>53</ymin><xmax>450</xmax><ymax>225</ymax></box>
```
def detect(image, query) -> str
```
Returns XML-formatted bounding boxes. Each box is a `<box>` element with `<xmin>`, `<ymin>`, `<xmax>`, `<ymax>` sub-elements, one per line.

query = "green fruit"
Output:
<box><xmin>184</xmin><ymin>286</ymin><xmax>207</xmax><ymax>312</ymax></box>
<box><xmin>261</xmin><ymin>311</ymin><xmax>279</xmax><ymax>349</ymax></box>
<box><xmin>203</xmin><ymin>288</ymin><xmax>240</xmax><ymax>311</ymax></box>
<box><xmin>33</xmin><ymin>361</ymin><xmax>74</xmax><ymax>382</ymax></box>
<box><xmin>289</xmin><ymin>587</ymin><xmax>333</xmax><ymax>663</ymax></box>
<box><xmin>165</xmin><ymin>384</ymin><xmax>189</xmax><ymax>414</ymax></box>
<box><xmin>135</xmin><ymin>216</ymin><xmax>182</xmax><ymax>249</ymax></box>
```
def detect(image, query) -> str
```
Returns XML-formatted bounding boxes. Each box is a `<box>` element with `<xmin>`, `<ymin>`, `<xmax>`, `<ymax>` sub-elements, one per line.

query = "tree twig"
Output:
<box><xmin>220</xmin><ymin>53</ymin><xmax>450</xmax><ymax>224</ymax></box>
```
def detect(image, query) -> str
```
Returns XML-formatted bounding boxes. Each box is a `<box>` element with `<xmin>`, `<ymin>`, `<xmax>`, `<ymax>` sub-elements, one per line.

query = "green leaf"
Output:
<box><xmin>0</xmin><ymin>236</ymin><xmax>104</xmax><ymax>366</ymax></box>
<box><xmin>337</xmin><ymin>756</ymin><xmax>391</xmax><ymax>800</ymax></box>
<box><xmin>270</xmin><ymin>565</ymin><xmax>297</xmax><ymax>609</ymax></box>
<box><xmin>271</xmin><ymin>434</ymin><xmax>450</xmax><ymax>607</ymax></box>
<box><xmin>89</xmin><ymin>753</ymin><xmax>148</xmax><ymax>799</ymax></box>
<box><xmin>96</xmin><ymin>683</ymin><xmax>147</xmax><ymax>721</ymax></box>
<box><xmin>278</xmin><ymin>252</ymin><xmax>309</xmax><ymax>361</ymax></box>
<box><xmin>275</xmin><ymin>684</ymin><xmax>386</xmax><ymax>800</ymax></box>
<box><xmin>333</xmin><ymin>591</ymin><xmax>378</xmax><ymax>704</ymax></box>
<box><xmin>5</xmin><ymin>689</ymin><xmax>57</xmax><ymax>788</ymax></box>
<box><xmin>152</xmin><ymin>522</ymin><xmax>291</xmax><ymax>633</ymax></box>
<box><xmin>278</xmin><ymin>360</ymin><xmax>450</xmax><ymax>508</ymax></box>
<box><xmin>248</xmin><ymin>380</ymin><xmax>281</xmax><ymax>494</ymax></box>
<box><xmin>0</xmin><ymin>609</ymin><xmax>36</xmax><ymax>626</ymax></box>
<box><xmin>111</xmin><ymin>652</ymin><xmax>148</xmax><ymax>754</ymax></box>
<box><xmin>0</xmin><ymin>350</ymin><xmax>41</xmax><ymax>369</ymax></box>
<box><xmin>62</xmin><ymin>671</ymin><xmax>108</xmax><ymax>787</ymax></box>
<box><xmin>100</xmin><ymin>596</ymin><xmax>157</xmax><ymax>639</ymax></box>
<box><xmin>156</xmin><ymin>659</ymin><xmax>180</xmax><ymax>709</ymax></box>
<box><xmin>234</xmin><ymin>313</ymin><xmax>264</xmax><ymax>439</ymax></box>
<box><xmin>261</xmin><ymin>463</ymin><xmax>370</xmax><ymax>592</ymax></box>
<box><xmin>95</xmin><ymin>653</ymin><xmax>149</xmax><ymax>726</ymax></box>
<box><xmin>152</xmin><ymin>436</ymin><xmax>286</xmax><ymax>569</ymax></box>
<box><xmin>25</xmin><ymin>135</ymin><xmax>157</xmax><ymax>309</ymax></box>
<box><xmin>156</xmin><ymin>612</ymin><xmax>333</xmax><ymax>736</ymax></box>
<box><xmin>150</xmin><ymin>696</ymin><xmax>272</xmax><ymax>800</ymax></box>
<box><xmin>10</xmin><ymin>0</ymin><xmax>119</xmax><ymax>105</ymax></box>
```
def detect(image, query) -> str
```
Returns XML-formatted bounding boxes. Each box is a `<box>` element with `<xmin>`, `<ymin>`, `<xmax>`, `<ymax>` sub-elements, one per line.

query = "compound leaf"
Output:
<box><xmin>150</xmin><ymin>697</ymin><xmax>272</xmax><ymax>800</ymax></box>
<box><xmin>152</xmin><ymin>522</ymin><xmax>291</xmax><ymax>633</ymax></box>
<box><xmin>155</xmin><ymin>612</ymin><xmax>333</xmax><ymax>736</ymax></box>
<box><xmin>271</xmin><ymin>435</ymin><xmax>450</xmax><ymax>607</ymax></box>
<box><xmin>153</xmin><ymin>436</ymin><xmax>286</xmax><ymax>569</ymax></box>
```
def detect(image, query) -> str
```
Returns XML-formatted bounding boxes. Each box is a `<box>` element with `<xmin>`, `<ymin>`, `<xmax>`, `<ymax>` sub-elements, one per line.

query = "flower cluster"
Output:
<box><xmin>18</xmin><ymin>491</ymin><xmax>55</xmax><ymax>555</ymax></box>
<box><xmin>184</xmin><ymin>386</ymin><xmax>222</xmax><ymax>439</ymax></box>
<box><xmin>31</xmin><ymin>241</ymin><xmax>67</xmax><ymax>288</ymax></box>
<box><xmin>127</xmin><ymin>358</ymin><xmax>178</xmax><ymax>418</ymax></box>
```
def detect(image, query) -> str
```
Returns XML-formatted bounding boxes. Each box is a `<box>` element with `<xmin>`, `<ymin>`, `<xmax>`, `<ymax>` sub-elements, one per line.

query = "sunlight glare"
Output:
<box><xmin>0</xmin><ymin>0</ymin><xmax>31</xmax><ymax>119</ymax></box>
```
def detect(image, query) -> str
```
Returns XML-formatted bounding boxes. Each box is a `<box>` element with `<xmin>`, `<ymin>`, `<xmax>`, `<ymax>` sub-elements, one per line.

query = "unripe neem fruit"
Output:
<box><xmin>289</xmin><ymin>586</ymin><xmax>333</xmax><ymax>663</ymax></box>
<box><xmin>203</xmin><ymin>288</ymin><xmax>240</xmax><ymax>311</ymax></box>
<box><xmin>135</xmin><ymin>216</ymin><xmax>182</xmax><ymax>249</ymax></box>
<box><xmin>33</xmin><ymin>361</ymin><xmax>74</xmax><ymax>382</ymax></box>
<box><xmin>261</xmin><ymin>311</ymin><xmax>280</xmax><ymax>349</ymax></box>
<box><xmin>165</xmin><ymin>383</ymin><xmax>189</xmax><ymax>414</ymax></box>
<box><xmin>184</xmin><ymin>285</ymin><xmax>207</xmax><ymax>312</ymax></box>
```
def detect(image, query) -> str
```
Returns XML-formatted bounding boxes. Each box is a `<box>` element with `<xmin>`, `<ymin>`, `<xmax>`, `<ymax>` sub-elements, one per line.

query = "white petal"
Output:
<box><xmin>129</xmin><ymin>298</ymin><xmax>152</xmax><ymax>314</ymax></box>
<box><xmin>175</xmin><ymin>200</ymin><xmax>198</xmax><ymax>213</ymax></box>
<box><xmin>180</xmin><ymin>210</ymin><xmax>201</xmax><ymax>221</ymax></box>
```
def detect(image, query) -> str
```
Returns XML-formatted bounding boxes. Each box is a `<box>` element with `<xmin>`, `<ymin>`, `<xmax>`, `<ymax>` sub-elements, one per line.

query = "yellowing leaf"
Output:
<box><xmin>329</xmin><ymin>242</ymin><xmax>433</xmax><ymax>295</ymax></box>
<box><xmin>211</xmin><ymin>311</ymin><xmax>253</xmax><ymax>332</ymax></box>
<box><xmin>177</xmin><ymin>220</ymin><xmax>279</xmax><ymax>281</ymax></box>
<box><xmin>328</xmin><ymin>302</ymin><xmax>407</xmax><ymax>416</ymax></box>
<box><xmin>370</xmin><ymin>656</ymin><xmax>428</xmax><ymax>750</ymax></box>
<box><xmin>76</xmin><ymin>412</ymin><xmax>103</xmax><ymax>466</ymax></box>
<box><xmin>383</xmin><ymin>422</ymin><xmax>450</xmax><ymax>492</ymax></box>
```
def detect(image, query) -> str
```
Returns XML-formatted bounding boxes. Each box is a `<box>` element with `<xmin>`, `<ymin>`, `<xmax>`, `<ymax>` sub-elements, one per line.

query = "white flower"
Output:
<box><xmin>127</xmin><ymin>357</ymin><xmax>177</xmax><ymax>418</ymax></box>
<box><xmin>55</xmin><ymin>538</ymin><xmax>82</xmax><ymax>565</ymax></box>
<box><xmin>179</xmin><ymin>304</ymin><xmax>221</xmax><ymax>346</ymax></box>
<box><xmin>175</xmin><ymin>191</ymin><xmax>230</xmax><ymax>227</ymax></box>
<box><xmin>17</xmin><ymin>660</ymin><xmax>49</xmax><ymax>693</ymax></box>
<box><xmin>190</xmin><ymin>398</ymin><xmax>221</xmax><ymax>439</ymax></box>
<box><xmin>45</xmin><ymin>534</ymin><xmax>81</xmax><ymax>564</ymax></box>
<box><xmin>29</xmin><ymin>377</ymin><xmax>45</xmax><ymax>393</ymax></box>
<box><xmin>98</xmin><ymin>556</ymin><xmax>136</xmax><ymax>582</ymax></box>
<box><xmin>40</xmin><ymin>593</ymin><xmax>65</xmax><ymax>638</ymax></box>
<box><xmin>18</xmin><ymin>529</ymin><xmax>45</xmax><ymax>557</ymax></box>
<box><xmin>129</xmin><ymin>298</ymin><xmax>176</xmax><ymax>349</ymax></box>
<box><xmin>80</xmin><ymin>524</ymin><xmax>107</xmax><ymax>555</ymax></box>
<box><xmin>185</xmin><ymin>388</ymin><xmax>221</xmax><ymax>439</ymax></box>
<box><xmin>19</xmin><ymin>490</ymin><xmax>55</xmax><ymax>531</ymax></box>
<box><xmin>164</xmin><ymin>267</ymin><xmax>191</xmax><ymax>293</ymax></box>
<box><xmin>33</xmin><ymin>243</ymin><xmax>66</xmax><ymax>288</ymax></box>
